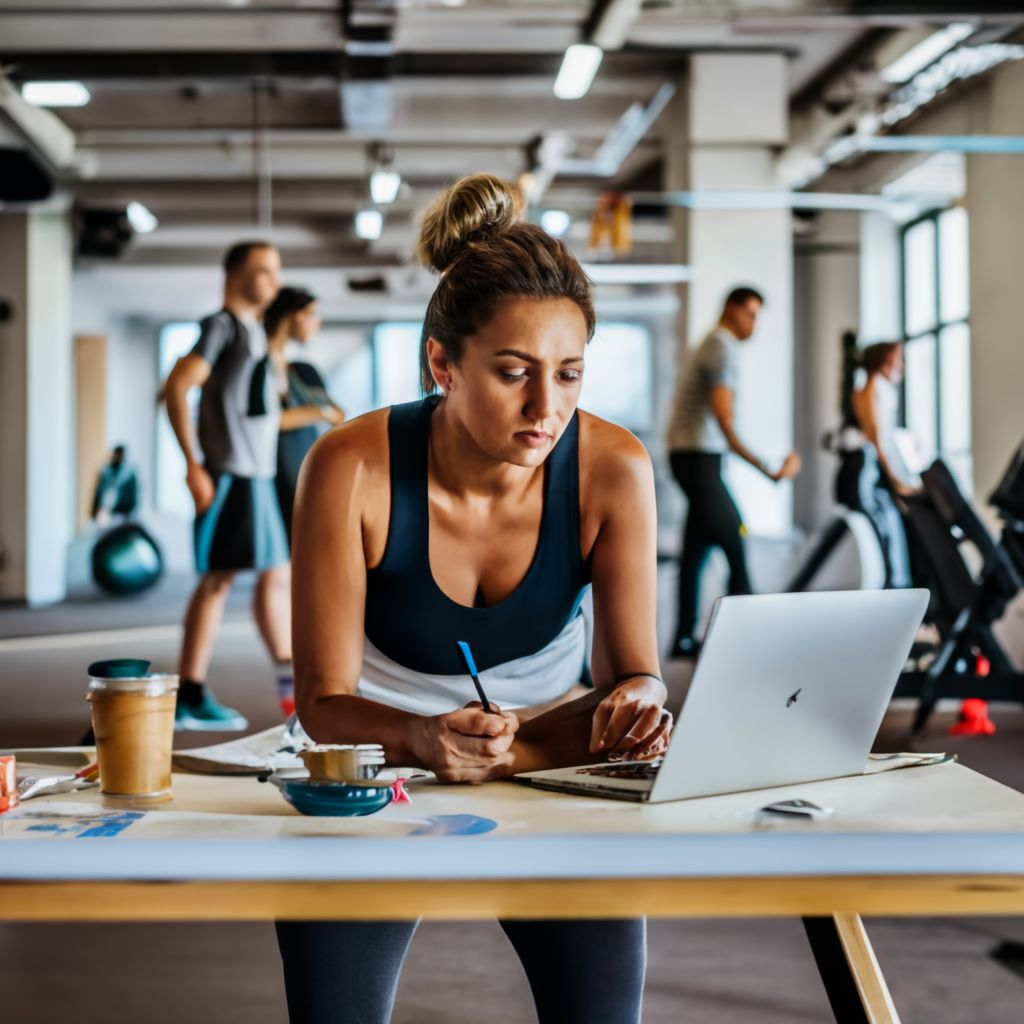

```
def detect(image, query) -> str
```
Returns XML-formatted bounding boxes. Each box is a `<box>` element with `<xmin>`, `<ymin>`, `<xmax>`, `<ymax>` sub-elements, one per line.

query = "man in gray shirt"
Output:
<box><xmin>666</xmin><ymin>286</ymin><xmax>801</xmax><ymax>658</ymax></box>
<box><xmin>163</xmin><ymin>241</ymin><xmax>292</xmax><ymax>729</ymax></box>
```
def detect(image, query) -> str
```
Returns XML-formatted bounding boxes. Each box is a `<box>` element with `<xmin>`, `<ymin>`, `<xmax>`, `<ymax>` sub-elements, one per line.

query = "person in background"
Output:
<box><xmin>162</xmin><ymin>240</ymin><xmax>292</xmax><ymax>730</ymax></box>
<box><xmin>849</xmin><ymin>342</ymin><xmax>919</xmax><ymax>498</ymax></box>
<box><xmin>264</xmin><ymin>285</ymin><xmax>343</xmax><ymax>717</ymax></box>
<box><xmin>91</xmin><ymin>444</ymin><xmax>139</xmax><ymax>523</ymax></box>
<box><xmin>665</xmin><ymin>286</ymin><xmax>801</xmax><ymax>659</ymax></box>
<box><xmin>264</xmin><ymin>286</ymin><xmax>344</xmax><ymax>540</ymax></box>
<box><xmin>840</xmin><ymin>341</ymin><xmax>916</xmax><ymax>588</ymax></box>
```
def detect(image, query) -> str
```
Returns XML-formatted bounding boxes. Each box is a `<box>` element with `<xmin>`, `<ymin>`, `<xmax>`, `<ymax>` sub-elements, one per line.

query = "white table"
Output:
<box><xmin>3</xmin><ymin>750</ymin><xmax>1024</xmax><ymax>1024</ymax></box>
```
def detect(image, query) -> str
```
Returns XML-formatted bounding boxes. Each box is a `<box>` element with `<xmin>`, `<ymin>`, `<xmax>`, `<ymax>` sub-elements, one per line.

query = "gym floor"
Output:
<box><xmin>2</xmin><ymin>571</ymin><xmax>1023</xmax><ymax>1024</ymax></box>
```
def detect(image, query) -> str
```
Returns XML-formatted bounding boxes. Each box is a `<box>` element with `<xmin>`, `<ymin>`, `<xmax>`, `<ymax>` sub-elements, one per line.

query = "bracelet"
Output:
<box><xmin>613</xmin><ymin>672</ymin><xmax>664</xmax><ymax>687</ymax></box>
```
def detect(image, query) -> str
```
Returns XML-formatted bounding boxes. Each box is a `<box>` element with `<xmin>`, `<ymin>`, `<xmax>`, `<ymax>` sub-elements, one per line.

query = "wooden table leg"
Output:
<box><xmin>802</xmin><ymin>914</ymin><xmax>901</xmax><ymax>1024</ymax></box>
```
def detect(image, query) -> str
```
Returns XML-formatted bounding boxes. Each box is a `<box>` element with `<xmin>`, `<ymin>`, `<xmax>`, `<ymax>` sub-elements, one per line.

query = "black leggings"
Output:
<box><xmin>834</xmin><ymin>448</ymin><xmax>912</xmax><ymax>589</ymax></box>
<box><xmin>276</xmin><ymin>918</ymin><xmax>646</xmax><ymax>1024</ymax></box>
<box><xmin>670</xmin><ymin>451</ymin><xmax>753</xmax><ymax>643</ymax></box>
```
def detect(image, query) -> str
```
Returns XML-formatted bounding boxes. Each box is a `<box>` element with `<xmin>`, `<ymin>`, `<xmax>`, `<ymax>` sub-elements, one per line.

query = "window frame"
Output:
<box><xmin>899</xmin><ymin>204</ymin><xmax>971</xmax><ymax>473</ymax></box>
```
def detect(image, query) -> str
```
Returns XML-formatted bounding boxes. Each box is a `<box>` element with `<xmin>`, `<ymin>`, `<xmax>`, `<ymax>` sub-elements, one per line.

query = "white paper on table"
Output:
<box><xmin>172</xmin><ymin>725</ymin><xmax>303</xmax><ymax>775</ymax></box>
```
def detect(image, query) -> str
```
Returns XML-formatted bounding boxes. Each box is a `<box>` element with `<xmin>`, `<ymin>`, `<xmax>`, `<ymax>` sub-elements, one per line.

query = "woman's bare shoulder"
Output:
<box><xmin>577</xmin><ymin>410</ymin><xmax>653</xmax><ymax>488</ymax></box>
<box><xmin>303</xmin><ymin>408</ymin><xmax>390</xmax><ymax>490</ymax></box>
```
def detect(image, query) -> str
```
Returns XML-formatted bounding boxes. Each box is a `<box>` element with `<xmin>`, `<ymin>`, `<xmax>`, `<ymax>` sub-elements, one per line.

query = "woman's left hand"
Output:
<box><xmin>589</xmin><ymin>676</ymin><xmax>673</xmax><ymax>761</ymax></box>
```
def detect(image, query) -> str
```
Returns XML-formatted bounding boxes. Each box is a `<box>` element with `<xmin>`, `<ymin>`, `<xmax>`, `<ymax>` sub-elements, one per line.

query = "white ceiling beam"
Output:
<box><xmin>0</xmin><ymin>13</ymin><xmax>343</xmax><ymax>52</ymax></box>
<box><xmin>0</xmin><ymin>73</ymin><xmax>77</xmax><ymax>170</ymax></box>
<box><xmin>74</xmin><ymin>141</ymin><xmax>525</xmax><ymax>181</ymax></box>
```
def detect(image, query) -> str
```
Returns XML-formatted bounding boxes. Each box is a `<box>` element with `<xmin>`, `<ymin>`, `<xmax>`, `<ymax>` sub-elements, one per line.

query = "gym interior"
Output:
<box><xmin>3</xmin><ymin>3</ymin><xmax>1024</xmax><ymax>1023</ymax></box>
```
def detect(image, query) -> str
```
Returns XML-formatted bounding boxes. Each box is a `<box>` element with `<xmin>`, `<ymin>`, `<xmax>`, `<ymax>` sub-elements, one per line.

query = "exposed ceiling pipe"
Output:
<box><xmin>560</xmin><ymin>81</ymin><xmax>676</xmax><ymax>177</ymax></box>
<box><xmin>585</xmin><ymin>0</ymin><xmax>645</xmax><ymax>51</ymax></box>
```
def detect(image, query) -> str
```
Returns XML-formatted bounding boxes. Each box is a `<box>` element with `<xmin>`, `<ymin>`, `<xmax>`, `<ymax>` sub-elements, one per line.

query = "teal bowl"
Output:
<box><xmin>271</xmin><ymin>774</ymin><xmax>394</xmax><ymax>817</ymax></box>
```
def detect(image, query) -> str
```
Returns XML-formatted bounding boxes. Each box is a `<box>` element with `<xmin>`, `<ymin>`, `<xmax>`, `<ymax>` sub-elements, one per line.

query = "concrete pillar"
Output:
<box><xmin>969</xmin><ymin>148</ymin><xmax>1024</xmax><ymax>501</ymax></box>
<box><xmin>966</xmin><ymin>64</ymin><xmax>1024</xmax><ymax>500</ymax></box>
<box><xmin>0</xmin><ymin>208</ymin><xmax>74</xmax><ymax>604</ymax></box>
<box><xmin>794</xmin><ymin>212</ymin><xmax>861</xmax><ymax>531</ymax></box>
<box><xmin>686</xmin><ymin>54</ymin><xmax>794</xmax><ymax>536</ymax></box>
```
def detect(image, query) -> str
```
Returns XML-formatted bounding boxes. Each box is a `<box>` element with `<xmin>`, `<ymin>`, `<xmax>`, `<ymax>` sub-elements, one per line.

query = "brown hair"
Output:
<box><xmin>417</xmin><ymin>173</ymin><xmax>596</xmax><ymax>393</ymax></box>
<box><xmin>861</xmin><ymin>341</ymin><xmax>902</xmax><ymax>376</ymax></box>
<box><xmin>223</xmin><ymin>240</ymin><xmax>273</xmax><ymax>276</ymax></box>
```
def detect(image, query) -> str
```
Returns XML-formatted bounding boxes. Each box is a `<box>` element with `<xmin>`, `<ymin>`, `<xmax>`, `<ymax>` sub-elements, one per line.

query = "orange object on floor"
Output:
<box><xmin>950</xmin><ymin>697</ymin><xmax>996</xmax><ymax>736</ymax></box>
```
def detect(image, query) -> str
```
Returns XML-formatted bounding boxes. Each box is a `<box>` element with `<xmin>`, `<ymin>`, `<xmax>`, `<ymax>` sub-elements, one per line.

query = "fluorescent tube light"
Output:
<box><xmin>21</xmin><ymin>81</ymin><xmax>91</xmax><ymax>108</ymax></box>
<box><xmin>880</xmin><ymin>23</ymin><xmax>974</xmax><ymax>84</ymax></box>
<box><xmin>355</xmin><ymin>208</ymin><xmax>383</xmax><ymax>241</ymax></box>
<box><xmin>126</xmin><ymin>201</ymin><xmax>158</xmax><ymax>234</ymax></box>
<box><xmin>541</xmin><ymin>210</ymin><xmax>571</xmax><ymax>237</ymax></box>
<box><xmin>554</xmin><ymin>44</ymin><xmax>603</xmax><ymax>100</ymax></box>
<box><xmin>370</xmin><ymin>169</ymin><xmax>401</xmax><ymax>205</ymax></box>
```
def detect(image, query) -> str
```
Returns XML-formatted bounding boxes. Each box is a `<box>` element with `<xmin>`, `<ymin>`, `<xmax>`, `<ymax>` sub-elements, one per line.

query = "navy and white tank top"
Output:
<box><xmin>358</xmin><ymin>395</ymin><xmax>591</xmax><ymax>714</ymax></box>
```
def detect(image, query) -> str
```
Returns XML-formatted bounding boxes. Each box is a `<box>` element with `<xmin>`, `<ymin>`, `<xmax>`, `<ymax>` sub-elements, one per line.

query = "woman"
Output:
<box><xmin>838</xmin><ymin>341</ymin><xmax>916</xmax><ymax>588</ymax></box>
<box><xmin>284</xmin><ymin>174</ymin><xmax>672</xmax><ymax>1024</ymax></box>
<box><xmin>264</xmin><ymin>286</ymin><xmax>344</xmax><ymax>542</ymax></box>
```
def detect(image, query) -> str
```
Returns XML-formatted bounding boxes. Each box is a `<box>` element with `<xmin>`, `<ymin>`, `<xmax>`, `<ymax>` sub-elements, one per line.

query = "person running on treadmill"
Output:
<box><xmin>666</xmin><ymin>286</ymin><xmax>801</xmax><ymax>659</ymax></box>
<box><xmin>162</xmin><ymin>241</ymin><xmax>292</xmax><ymax>730</ymax></box>
<box><xmin>839</xmin><ymin>341</ymin><xmax>917</xmax><ymax>588</ymax></box>
<box><xmin>849</xmin><ymin>342</ymin><xmax>919</xmax><ymax>497</ymax></box>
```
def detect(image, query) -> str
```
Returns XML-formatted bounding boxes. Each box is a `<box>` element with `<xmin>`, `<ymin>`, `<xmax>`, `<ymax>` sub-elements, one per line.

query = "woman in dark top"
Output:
<box><xmin>264</xmin><ymin>287</ymin><xmax>344</xmax><ymax>540</ymax></box>
<box><xmin>284</xmin><ymin>173</ymin><xmax>671</xmax><ymax>1024</ymax></box>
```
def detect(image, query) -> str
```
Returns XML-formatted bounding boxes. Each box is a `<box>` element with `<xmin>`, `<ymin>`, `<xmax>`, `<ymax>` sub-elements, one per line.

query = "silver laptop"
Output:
<box><xmin>516</xmin><ymin>589</ymin><xmax>928</xmax><ymax>803</ymax></box>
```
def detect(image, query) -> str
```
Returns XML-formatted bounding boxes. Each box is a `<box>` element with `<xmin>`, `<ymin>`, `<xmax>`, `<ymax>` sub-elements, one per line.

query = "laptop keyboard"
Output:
<box><xmin>577</xmin><ymin>760</ymin><xmax>662</xmax><ymax>781</ymax></box>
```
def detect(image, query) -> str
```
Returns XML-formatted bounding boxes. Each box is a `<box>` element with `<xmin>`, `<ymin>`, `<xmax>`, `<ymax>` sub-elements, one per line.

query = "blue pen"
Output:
<box><xmin>456</xmin><ymin>640</ymin><xmax>495</xmax><ymax>714</ymax></box>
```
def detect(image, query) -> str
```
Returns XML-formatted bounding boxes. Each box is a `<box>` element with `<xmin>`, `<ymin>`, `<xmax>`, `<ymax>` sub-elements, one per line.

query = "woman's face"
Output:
<box><xmin>882</xmin><ymin>346</ymin><xmax>904</xmax><ymax>383</ymax></box>
<box><xmin>290</xmin><ymin>302</ymin><xmax>321</xmax><ymax>344</ymax></box>
<box><xmin>432</xmin><ymin>296</ymin><xmax>588</xmax><ymax>468</ymax></box>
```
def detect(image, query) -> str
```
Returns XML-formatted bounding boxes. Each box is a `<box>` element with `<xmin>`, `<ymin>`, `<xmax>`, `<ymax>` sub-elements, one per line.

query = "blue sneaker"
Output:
<box><xmin>175</xmin><ymin>689</ymin><xmax>248</xmax><ymax>732</ymax></box>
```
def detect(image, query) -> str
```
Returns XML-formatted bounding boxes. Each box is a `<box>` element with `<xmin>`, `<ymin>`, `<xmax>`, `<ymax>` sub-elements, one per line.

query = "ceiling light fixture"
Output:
<box><xmin>370</xmin><ymin>168</ymin><xmax>401</xmax><ymax>205</ymax></box>
<box><xmin>126</xmin><ymin>201</ymin><xmax>158</xmax><ymax>234</ymax></box>
<box><xmin>554</xmin><ymin>43</ymin><xmax>603</xmax><ymax>100</ymax></box>
<box><xmin>880</xmin><ymin>22</ymin><xmax>974</xmax><ymax>84</ymax></box>
<box><xmin>21</xmin><ymin>81</ymin><xmax>91</xmax><ymax>108</ymax></box>
<box><xmin>541</xmin><ymin>210</ymin><xmax>571</xmax><ymax>237</ymax></box>
<box><xmin>355</xmin><ymin>208</ymin><xmax>383</xmax><ymax>241</ymax></box>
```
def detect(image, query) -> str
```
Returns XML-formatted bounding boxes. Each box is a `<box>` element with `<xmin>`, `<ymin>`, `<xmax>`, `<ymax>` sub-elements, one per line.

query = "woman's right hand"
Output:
<box><xmin>411</xmin><ymin>706</ymin><xmax>520</xmax><ymax>784</ymax></box>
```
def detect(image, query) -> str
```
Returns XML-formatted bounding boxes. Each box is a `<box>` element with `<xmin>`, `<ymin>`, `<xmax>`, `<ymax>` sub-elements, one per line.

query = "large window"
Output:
<box><xmin>373</xmin><ymin>322</ymin><xmax>422</xmax><ymax>406</ymax></box>
<box><xmin>901</xmin><ymin>205</ymin><xmax>971</xmax><ymax>488</ymax></box>
<box><xmin>579</xmin><ymin>322</ymin><xmax>653</xmax><ymax>432</ymax></box>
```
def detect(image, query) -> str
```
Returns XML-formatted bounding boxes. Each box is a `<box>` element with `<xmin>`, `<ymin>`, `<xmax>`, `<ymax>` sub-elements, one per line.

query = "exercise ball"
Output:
<box><xmin>91</xmin><ymin>523</ymin><xmax>164</xmax><ymax>596</ymax></box>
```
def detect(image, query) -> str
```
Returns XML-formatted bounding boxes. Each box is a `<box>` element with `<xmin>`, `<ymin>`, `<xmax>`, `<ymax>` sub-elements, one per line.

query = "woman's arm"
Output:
<box><xmin>852</xmin><ymin>381</ymin><xmax>913</xmax><ymax>494</ymax></box>
<box><xmin>280</xmin><ymin>405</ymin><xmax>331</xmax><ymax>432</ymax></box>
<box><xmin>291</xmin><ymin>417</ymin><xmax>519</xmax><ymax>781</ymax></box>
<box><xmin>499</xmin><ymin>420</ymin><xmax>671</xmax><ymax>776</ymax></box>
<box><xmin>514</xmin><ymin>684</ymin><xmax>591</xmax><ymax>723</ymax></box>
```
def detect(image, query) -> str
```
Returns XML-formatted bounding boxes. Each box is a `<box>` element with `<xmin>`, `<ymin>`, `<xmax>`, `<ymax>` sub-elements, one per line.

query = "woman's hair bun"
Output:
<box><xmin>417</xmin><ymin>173</ymin><xmax>523</xmax><ymax>273</ymax></box>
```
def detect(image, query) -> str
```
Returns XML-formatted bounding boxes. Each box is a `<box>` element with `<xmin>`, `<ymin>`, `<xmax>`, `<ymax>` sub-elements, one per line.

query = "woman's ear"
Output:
<box><xmin>426</xmin><ymin>337</ymin><xmax>453</xmax><ymax>393</ymax></box>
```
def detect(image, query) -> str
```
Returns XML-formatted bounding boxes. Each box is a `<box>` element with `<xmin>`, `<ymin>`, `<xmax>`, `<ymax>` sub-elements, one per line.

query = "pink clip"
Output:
<box><xmin>389</xmin><ymin>778</ymin><xmax>411</xmax><ymax>805</ymax></box>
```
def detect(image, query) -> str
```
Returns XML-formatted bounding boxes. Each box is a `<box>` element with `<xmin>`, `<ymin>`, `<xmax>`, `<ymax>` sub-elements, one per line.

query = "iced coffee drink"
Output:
<box><xmin>86</xmin><ymin>673</ymin><xmax>179</xmax><ymax>802</ymax></box>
